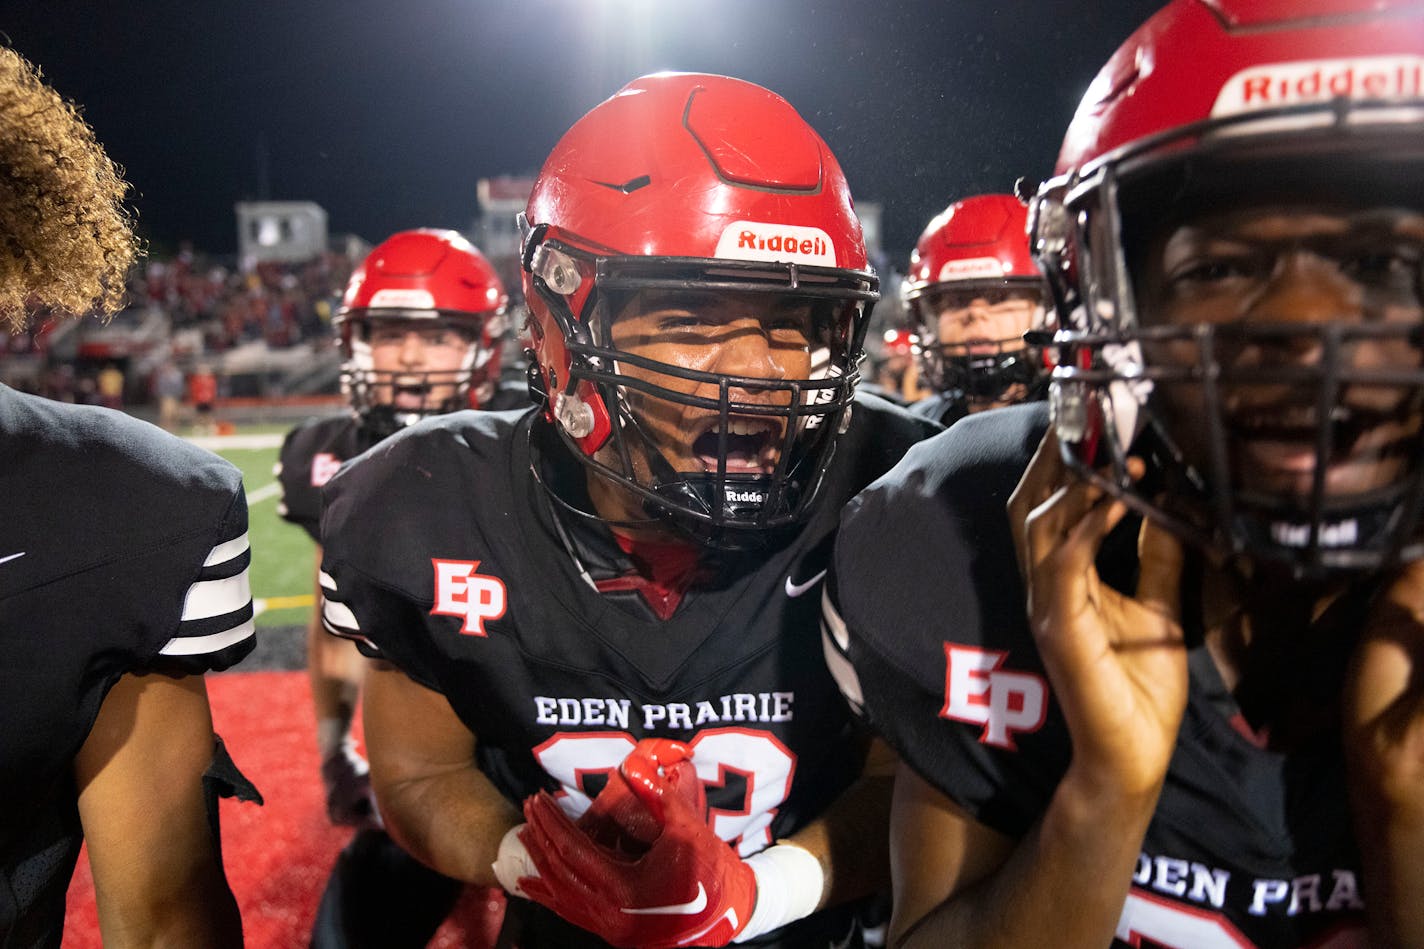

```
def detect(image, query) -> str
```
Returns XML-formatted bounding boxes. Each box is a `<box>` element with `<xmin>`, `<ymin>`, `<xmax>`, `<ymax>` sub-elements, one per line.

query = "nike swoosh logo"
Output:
<box><xmin>0</xmin><ymin>552</ymin><xmax>25</xmax><ymax>566</ymax></box>
<box><xmin>621</xmin><ymin>881</ymin><xmax>708</xmax><ymax>916</ymax></box>
<box><xmin>784</xmin><ymin>569</ymin><xmax>827</xmax><ymax>598</ymax></box>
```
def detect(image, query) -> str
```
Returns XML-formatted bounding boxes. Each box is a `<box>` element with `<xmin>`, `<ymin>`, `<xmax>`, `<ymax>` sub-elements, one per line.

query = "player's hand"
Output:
<box><xmin>1008</xmin><ymin>429</ymin><xmax>1188</xmax><ymax>798</ymax></box>
<box><xmin>493</xmin><ymin>738</ymin><xmax>694</xmax><ymax>898</ymax></box>
<box><xmin>516</xmin><ymin>740</ymin><xmax>757</xmax><ymax>948</ymax></box>
<box><xmin>1346</xmin><ymin>557</ymin><xmax>1424</xmax><ymax>828</ymax></box>
<box><xmin>321</xmin><ymin>743</ymin><xmax>381</xmax><ymax>828</ymax></box>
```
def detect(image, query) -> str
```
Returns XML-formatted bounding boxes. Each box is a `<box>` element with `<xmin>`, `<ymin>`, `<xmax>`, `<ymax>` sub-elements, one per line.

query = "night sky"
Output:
<box><xmin>4</xmin><ymin>1</ymin><xmax>1166</xmax><ymax>260</ymax></box>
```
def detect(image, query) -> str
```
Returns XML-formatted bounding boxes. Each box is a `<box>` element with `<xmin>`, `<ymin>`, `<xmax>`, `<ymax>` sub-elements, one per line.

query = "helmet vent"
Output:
<box><xmin>593</xmin><ymin>174</ymin><xmax>652</xmax><ymax>194</ymax></box>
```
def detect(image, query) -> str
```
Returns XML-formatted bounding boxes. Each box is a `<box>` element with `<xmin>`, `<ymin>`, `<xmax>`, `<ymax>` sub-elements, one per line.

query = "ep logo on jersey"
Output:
<box><xmin>939</xmin><ymin>644</ymin><xmax>1047</xmax><ymax>750</ymax></box>
<box><xmin>431</xmin><ymin>558</ymin><xmax>507</xmax><ymax>636</ymax></box>
<box><xmin>310</xmin><ymin>452</ymin><xmax>343</xmax><ymax>487</ymax></box>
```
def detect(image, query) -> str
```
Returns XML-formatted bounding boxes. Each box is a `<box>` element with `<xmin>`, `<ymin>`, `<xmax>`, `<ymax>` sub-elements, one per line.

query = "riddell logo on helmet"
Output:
<box><xmin>1270</xmin><ymin>518</ymin><xmax>1359</xmax><ymax>549</ymax></box>
<box><xmin>369</xmin><ymin>288</ymin><xmax>436</xmax><ymax>309</ymax></box>
<box><xmin>715</xmin><ymin>221</ymin><xmax>836</xmax><ymax>266</ymax></box>
<box><xmin>937</xmin><ymin>257</ymin><xmax>1006</xmax><ymax>282</ymax></box>
<box><xmin>725</xmin><ymin>489</ymin><xmax>766</xmax><ymax>504</ymax></box>
<box><xmin>1212</xmin><ymin>55</ymin><xmax>1424</xmax><ymax>117</ymax></box>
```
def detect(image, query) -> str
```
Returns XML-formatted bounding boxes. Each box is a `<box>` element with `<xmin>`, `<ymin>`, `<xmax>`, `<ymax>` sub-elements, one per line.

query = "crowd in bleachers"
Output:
<box><xmin>134</xmin><ymin>245</ymin><xmax>354</xmax><ymax>353</ymax></box>
<box><xmin>0</xmin><ymin>245</ymin><xmax>357</xmax><ymax>409</ymax></box>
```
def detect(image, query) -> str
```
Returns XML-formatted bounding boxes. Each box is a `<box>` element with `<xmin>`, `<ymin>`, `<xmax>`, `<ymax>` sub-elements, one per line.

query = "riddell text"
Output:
<box><xmin>1240</xmin><ymin>62</ymin><xmax>1422</xmax><ymax>104</ymax></box>
<box><xmin>738</xmin><ymin>231</ymin><xmax>828</xmax><ymax>257</ymax></box>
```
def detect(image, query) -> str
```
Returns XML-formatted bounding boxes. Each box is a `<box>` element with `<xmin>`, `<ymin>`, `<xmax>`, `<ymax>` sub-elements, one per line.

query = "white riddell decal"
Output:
<box><xmin>368</xmin><ymin>287</ymin><xmax>436</xmax><ymax>309</ymax></box>
<box><xmin>1212</xmin><ymin>55</ymin><xmax>1424</xmax><ymax>117</ymax></box>
<box><xmin>714</xmin><ymin>220</ymin><xmax>836</xmax><ymax>266</ymax></box>
<box><xmin>937</xmin><ymin>256</ymin><xmax>1006</xmax><ymax>281</ymax></box>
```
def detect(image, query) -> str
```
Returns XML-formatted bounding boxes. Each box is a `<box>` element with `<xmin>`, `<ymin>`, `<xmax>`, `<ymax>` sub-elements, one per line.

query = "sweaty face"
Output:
<box><xmin>1137</xmin><ymin>205</ymin><xmax>1424</xmax><ymax>503</ymax></box>
<box><xmin>602</xmin><ymin>289</ymin><xmax>817</xmax><ymax>482</ymax></box>
<box><xmin>367</xmin><ymin>318</ymin><xmax>476</xmax><ymax>411</ymax></box>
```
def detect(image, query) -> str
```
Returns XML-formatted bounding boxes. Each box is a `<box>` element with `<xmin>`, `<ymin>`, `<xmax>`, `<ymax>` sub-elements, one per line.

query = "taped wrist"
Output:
<box><xmin>491</xmin><ymin>823</ymin><xmax>536</xmax><ymax>898</ymax></box>
<box><xmin>316</xmin><ymin>681</ymin><xmax>360</xmax><ymax>759</ymax></box>
<box><xmin>733</xmin><ymin>842</ymin><xmax>825</xmax><ymax>942</ymax></box>
<box><xmin>316</xmin><ymin>717</ymin><xmax>352</xmax><ymax>760</ymax></box>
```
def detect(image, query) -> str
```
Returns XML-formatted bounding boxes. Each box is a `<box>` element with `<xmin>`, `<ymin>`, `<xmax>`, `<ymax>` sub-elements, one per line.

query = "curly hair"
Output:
<box><xmin>0</xmin><ymin>46</ymin><xmax>139</xmax><ymax>333</ymax></box>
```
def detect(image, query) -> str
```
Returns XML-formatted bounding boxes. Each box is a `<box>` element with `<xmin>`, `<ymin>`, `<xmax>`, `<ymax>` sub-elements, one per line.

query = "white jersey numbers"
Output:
<box><xmin>532</xmin><ymin>728</ymin><xmax>797</xmax><ymax>857</ymax></box>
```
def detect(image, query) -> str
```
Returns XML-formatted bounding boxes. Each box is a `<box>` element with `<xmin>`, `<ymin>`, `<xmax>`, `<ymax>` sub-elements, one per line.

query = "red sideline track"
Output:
<box><xmin>63</xmin><ymin>670</ymin><xmax>504</xmax><ymax>948</ymax></box>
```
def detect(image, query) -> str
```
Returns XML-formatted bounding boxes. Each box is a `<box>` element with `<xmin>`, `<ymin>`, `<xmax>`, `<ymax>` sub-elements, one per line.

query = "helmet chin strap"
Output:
<box><xmin>600</xmin><ymin>388</ymin><xmax>794</xmax><ymax>549</ymax></box>
<box><xmin>527</xmin><ymin>421</ymin><xmax>664</xmax><ymax>533</ymax></box>
<box><xmin>610</xmin><ymin>397</ymin><xmax>716</xmax><ymax>520</ymax></box>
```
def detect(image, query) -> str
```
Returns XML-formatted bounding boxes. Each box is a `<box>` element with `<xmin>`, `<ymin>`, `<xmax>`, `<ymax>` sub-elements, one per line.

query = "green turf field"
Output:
<box><xmin>207</xmin><ymin>436</ymin><xmax>319</xmax><ymax>629</ymax></box>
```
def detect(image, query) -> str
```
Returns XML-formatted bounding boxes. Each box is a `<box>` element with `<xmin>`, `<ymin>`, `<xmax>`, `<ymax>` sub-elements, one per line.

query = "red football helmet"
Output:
<box><xmin>902</xmin><ymin>193</ymin><xmax>1048</xmax><ymax>407</ymax></box>
<box><xmin>1032</xmin><ymin>0</ymin><xmax>1424</xmax><ymax>575</ymax></box>
<box><xmin>520</xmin><ymin>72</ymin><xmax>877</xmax><ymax>546</ymax></box>
<box><xmin>335</xmin><ymin>229</ymin><xmax>508</xmax><ymax>436</ymax></box>
<box><xmin>882</xmin><ymin>327</ymin><xmax>917</xmax><ymax>357</ymax></box>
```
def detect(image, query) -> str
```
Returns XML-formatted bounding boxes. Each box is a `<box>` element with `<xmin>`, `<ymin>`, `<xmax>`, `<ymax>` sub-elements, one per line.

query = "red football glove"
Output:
<box><xmin>517</xmin><ymin>739</ymin><xmax>757</xmax><ymax>948</ymax></box>
<box><xmin>577</xmin><ymin>738</ymin><xmax>696</xmax><ymax>855</ymax></box>
<box><xmin>493</xmin><ymin>739</ymin><xmax>694</xmax><ymax>898</ymax></box>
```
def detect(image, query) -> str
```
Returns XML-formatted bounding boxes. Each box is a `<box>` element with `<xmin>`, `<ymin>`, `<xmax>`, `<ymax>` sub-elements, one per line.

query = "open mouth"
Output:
<box><xmin>391</xmin><ymin>379</ymin><xmax>432</xmax><ymax>411</ymax></box>
<box><xmin>1226</xmin><ymin>400</ymin><xmax>1417</xmax><ymax>497</ymax></box>
<box><xmin>691</xmin><ymin>416</ymin><xmax>782</xmax><ymax>474</ymax></box>
<box><xmin>965</xmin><ymin>338</ymin><xmax>1005</xmax><ymax>357</ymax></box>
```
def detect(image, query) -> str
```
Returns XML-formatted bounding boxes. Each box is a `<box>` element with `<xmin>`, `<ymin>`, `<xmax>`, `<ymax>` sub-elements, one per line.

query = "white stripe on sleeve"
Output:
<box><xmin>820</xmin><ymin>589</ymin><xmax>864</xmax><ymax>713</ymax></box>
<box><xmin>182</xmin><ymin>570</ymin><xmax>253</xmax><ymax>621</ymax></box>
<box><xmin>318</xmin><ymin>570</ymin><xmax>337</xmax><ymax>592</ymax></box>
<box><xmin>204</xmin><ymin>533</ymin><xmax>251</xmax><ymax>567</ymax></box>
<box><xmin>160</xmin><ymin>617</ymin><xmax>256</xmax><ymax>656</ymax></box>
<box><xmin>322</xmin><ymin>595</ymin><xmax>361</xmax><ymax>632</ymax></box>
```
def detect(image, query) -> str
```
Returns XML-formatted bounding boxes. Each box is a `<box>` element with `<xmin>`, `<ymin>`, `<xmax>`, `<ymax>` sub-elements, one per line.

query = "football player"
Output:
<box><xmin>318</xmin><ymin>72</ymin><xmax>941</xmax><ymax>947</ymax></box>
<box><xmin>274</xmin><ymin>227</ymin><xmax>521</xmax><ymax>947</ymax></box>
<box><xmin>861</xmin><ymin>328</ymin><xmax>928</xmax><ymax>406</ymax></box>
<box><xmin>825</xmin><ymin>1</ymin><xmax>1424</xmax><ymax>946</ymax></box>
<box><xmin>903</xmin><ymin>193</ymin><xmax>1050</xmax><ymax>426</ymax></box>
<box><xmin>0</xmin><ymin>45</ymin><xmax>254</xmax><ymax>947</ymax></box>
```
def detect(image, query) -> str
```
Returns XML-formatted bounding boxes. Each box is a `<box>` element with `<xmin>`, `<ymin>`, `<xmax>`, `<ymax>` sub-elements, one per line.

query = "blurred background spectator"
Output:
<box><xmin>0</xmin><ymin>188</ymin><xmax>535</xmax><ymax>430</ymax></box>
<box><xmin>153</xmin><ymin>359</ymin><xmax>186</xmax><ymax>431</ymax></box>
<box><xmin>0</xmin><ymin>244</ymin><xmax>360</xmax><ymax>426</ymax></box>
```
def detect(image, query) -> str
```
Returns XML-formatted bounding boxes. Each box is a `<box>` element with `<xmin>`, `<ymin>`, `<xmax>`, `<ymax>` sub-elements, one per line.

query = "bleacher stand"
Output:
<box><xmin>0</xmin><ymin>245</ymin><xmax>357</xmax><ymax>423</ymax></box>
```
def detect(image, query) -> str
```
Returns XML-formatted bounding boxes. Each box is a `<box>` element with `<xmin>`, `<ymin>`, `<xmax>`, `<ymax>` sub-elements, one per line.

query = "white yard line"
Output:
<box><xmin>187</xmin><ymin>433</ymin><xmax>286</xmax><ymax>450</ymax></box>
<box><xmin>246</xmin><ymin>482</ymin><xmax>282</xmax><ymax>506</ymax></box>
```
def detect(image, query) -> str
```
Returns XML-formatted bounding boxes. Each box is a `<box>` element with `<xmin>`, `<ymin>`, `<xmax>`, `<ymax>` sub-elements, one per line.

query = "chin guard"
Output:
<box><xmin>648</xmin><ymin>473</ymin><xmax>801</xmax><ymax>550</ymax></box>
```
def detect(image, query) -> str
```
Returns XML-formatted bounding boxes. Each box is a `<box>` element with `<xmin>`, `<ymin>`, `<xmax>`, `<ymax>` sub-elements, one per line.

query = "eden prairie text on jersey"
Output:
<box><xmin>533</xmin><ymin>692</ymin><xmax>795</xmax><ymax>731</ymax></box>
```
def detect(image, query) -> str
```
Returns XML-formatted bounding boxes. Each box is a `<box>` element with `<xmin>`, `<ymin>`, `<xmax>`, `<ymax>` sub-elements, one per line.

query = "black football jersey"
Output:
<box><xmin>0</xmin><ymin>385</ymin><xmax>255</xmax><ymax>948</ymax></box>
<box><xmin>483</xmin><ymin>377</ymin><xmax>536</xmax><ymax>413</ymax></box>
<box><xmin>277</xmin><ymin>413</ymin><xmax>375</xmax><ymax>542</ymax></box>
<box><xmin>319</xmin><ymin>395</ymin><xmax>940</xmax><ymax>947</ymax></box>
<box><xmin>907</xmin><ymin>391</ymin><xmax>967</xmax><ymax>428</ymax></box>
<box><xmin>825</xmin><ymin>402</ymin><xmax>1369</xmax><ymax>948</ymax></box>
<box><xmin>278</xmin><ymin>383</ymin><xmax>531</xmax><ymax>542</ymax></box>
